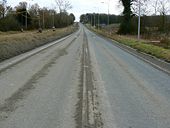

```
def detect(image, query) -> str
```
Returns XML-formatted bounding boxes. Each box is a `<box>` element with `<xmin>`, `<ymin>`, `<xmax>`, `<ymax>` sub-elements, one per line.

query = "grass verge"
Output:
<box><xmin>0</xmin><ymin>25</ymin><xmax>78</xmax><ymax>62</ymax></box>
<box><xmin>87</xmin><ymin>25</ymin><xmax>170</xmax><ymax>62</ymax></box>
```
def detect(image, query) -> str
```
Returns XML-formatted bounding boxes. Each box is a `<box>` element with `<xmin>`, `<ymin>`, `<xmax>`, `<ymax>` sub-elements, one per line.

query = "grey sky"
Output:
<box><xmin>8</xmin><ymin>0</ymin><xmax>122</xmax><ymax>21</ymax></box>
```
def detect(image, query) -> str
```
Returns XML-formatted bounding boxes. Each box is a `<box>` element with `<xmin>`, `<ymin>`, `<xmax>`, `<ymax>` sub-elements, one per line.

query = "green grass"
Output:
<box><xmin>0</xmin><ymin>25</ymin><xmax>78</xmax><ymax>62</ymax></box>
<box><xmin>88</xmin><ymin>25</ymin><xmax>170</xmax><ymax>62</ymax></box>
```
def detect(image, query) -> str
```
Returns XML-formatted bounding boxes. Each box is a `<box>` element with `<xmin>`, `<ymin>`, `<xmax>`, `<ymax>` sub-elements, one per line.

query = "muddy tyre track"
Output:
<box><xmin>75</xmin><ymin>29</ymin><xmax>103</xmax><ymax>128</ymax></box>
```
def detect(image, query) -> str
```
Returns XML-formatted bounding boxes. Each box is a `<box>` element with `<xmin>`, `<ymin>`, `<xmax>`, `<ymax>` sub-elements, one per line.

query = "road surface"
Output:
<box><xmin>0</xmin><ymin>24</ymin><xmax>170</xmax><ymax>128</ymax></box>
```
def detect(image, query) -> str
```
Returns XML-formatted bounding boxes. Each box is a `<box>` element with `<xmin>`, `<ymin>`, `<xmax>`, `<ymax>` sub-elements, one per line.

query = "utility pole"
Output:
<box><xmin>138</xmin><ymin>0</ymin><xmax>141</xmax><ymax>40</ymax></box>
<box><xmin>53</xmin><ymin>11</ymin><xmax>55</xmax><ymax>28</ymax></box>
<box><xmin>94</xmin><ymin>7</ymin><xmax>100</xmax><ymax>29</ymax></box>
<box><xmin>98</xmin><ymin>13</ymin><xmax>99</xmax><ymax>30</ymax></box>
<box><xmin>101</xmin><ymin>0</ymin><xmax>110</xmax><ymax>26</ymax></box>
<box><xmin>43</xmin><ymin>10</ymin><xmax>45</xmax><ymax>29</ymax></box>
<box><xmin>107</xmin><ymin>0</ymin><xmax>110</xmax><ymax>25</ymax></box>
<box><xmin>39</xmin><ymin>15</ymin><xmax>41</xmax><ymax>28</ymax></box>
<box><xmin>25</xmin><ymin>11</ymin><xmax>27</xmax><ymax>29</ymax></box>
<box><xmin>94</xmin><ymin>13</ymin><xmax>95</xmax><ymax>27</ymax></box>
<box><xmin>37</xmin><ymin>12</ymin><xmax>40</xmax><ymax>28</ymax></box>
<box><xmin>97</xmin><ymin>7</ymin><xmax>100</xmax><ymax>30</ymax></box>
<box><xmin>24</xmin><ymin>0</ymin><xmax>34</xmax><ymax>29</ymax></box>
<box><xmin>91</xmin><ymin>15</ymin><xmax>92</xmax><ymax>27</ymax></box>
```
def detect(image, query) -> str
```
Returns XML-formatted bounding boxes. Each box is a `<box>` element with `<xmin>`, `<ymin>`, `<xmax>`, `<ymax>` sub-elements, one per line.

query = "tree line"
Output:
<box><xmin>80</xmin><ymin>13</ymin><xmax>122</xmax><ymax>26</ymax></box>
<box><xmin>80</xmin><ymin>0</ymin><xmax>170</xmax><ymax>35</ymax></box>
<box><xmin>119</xmin><ymin>0</ymin><xmax>170</xmax><ymax>34</ymax></box>
<box><xmin>0</xmin><ymin>0</ymin><xmax>75</xmax><ymax>31</ymax></box>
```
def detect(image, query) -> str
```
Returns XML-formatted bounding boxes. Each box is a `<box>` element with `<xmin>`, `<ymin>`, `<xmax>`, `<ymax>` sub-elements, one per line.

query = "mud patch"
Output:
<box><xmin>75</xmin><ymin>67</ymin><xmax>83</xmax><ymax>128</ymax></box>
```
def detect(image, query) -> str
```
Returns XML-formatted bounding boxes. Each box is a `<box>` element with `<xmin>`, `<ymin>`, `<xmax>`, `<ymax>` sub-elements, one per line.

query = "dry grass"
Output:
<box><xmin>0</xmin><ymin>25</ymin><xmax>78</xmax><ymax>62</ymax></box>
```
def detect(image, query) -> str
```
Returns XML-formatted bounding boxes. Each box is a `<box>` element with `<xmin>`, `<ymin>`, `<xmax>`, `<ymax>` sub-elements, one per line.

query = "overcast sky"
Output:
<box><xmin>8</xmin><ymin>0</ymin><xmax>123</xmax><ymax>21</ymax></box>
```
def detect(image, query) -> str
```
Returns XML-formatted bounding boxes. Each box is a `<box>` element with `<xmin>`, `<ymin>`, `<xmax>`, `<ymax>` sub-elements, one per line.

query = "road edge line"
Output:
<box><xmin>86</xmin><ymin>27</ymin><xmax>170</xmax><ymax>75</ymax></box>
<box><xmin>111</xmin><ymin>40</ymin><xmax>170</xmax><ymax>75</ymax></box>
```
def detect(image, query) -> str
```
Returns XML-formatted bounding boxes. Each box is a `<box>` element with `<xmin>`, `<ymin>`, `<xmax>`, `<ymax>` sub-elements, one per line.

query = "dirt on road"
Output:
<box><xmin>75</xmin><ymin>29</ymin><xmax>103</xmax><ymax>128</ymax></box>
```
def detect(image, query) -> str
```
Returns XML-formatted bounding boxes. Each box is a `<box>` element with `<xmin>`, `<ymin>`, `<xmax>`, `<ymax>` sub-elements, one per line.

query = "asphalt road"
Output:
<box><xmin>0</xmin><ymin>24</ymin><xmax>170</xmax><ymax>128</ymax></box>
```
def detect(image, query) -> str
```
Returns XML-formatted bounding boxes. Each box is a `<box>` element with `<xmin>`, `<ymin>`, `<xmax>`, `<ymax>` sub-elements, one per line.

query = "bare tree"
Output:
<box><xmin>0</xmin><ymin>0</ymin><xmax>6</xmax><ymax>18</ymax></box>
<box><xmin>15</xmin><ymin>2</ymin><xmax>27</xmax><ymax>9</ymax></box>
<box><xmin>152</xmin><ymin>0</ymin><xmax>159</xmax><ymax>15</ymax></box>
<box><xmin>55</xmin><ymin>0</ymin><xmax>72</xmax><ymax>13</ymax></box>
<box><xmin>0</xmin><ymin>3</ymin><xmax>4</xmax><ymax>18</ymax></box>
<box><xmin>157</xmin><ymin>0</ymin><xmax>170</xmax><ymax>32</ymax></box>
<box><xmin>29</xmin><ymin>3</ymin><xmax>40</xmax><ymax>17</ymax></box>
<box><xmin>151</xmin><ymin>0</ymin><xmax>170</xmax><ymax>15</ymax></box>
<box><xmin>0</xmin><ymin>0</ymin><xmax>11</xmax><ymax>18</ymax></box>
<box><xmin>132</xmin><ymin>0</ymin><xmax>150</xmax><ymax>16</ymax></box>
<box><xmin>158</xmin><ymin>0</ymin><xmax>170</xmax><ymax>15</ymax></box>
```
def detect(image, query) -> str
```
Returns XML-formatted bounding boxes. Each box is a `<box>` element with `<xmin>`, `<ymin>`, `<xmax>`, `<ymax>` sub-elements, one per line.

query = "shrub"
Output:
<box><xmin>160</xmin><ymin>37</ymin><xmax>170</xmax><ymax>48</ymax></box>
<box><xmin>0</xmin><ymin>15</ymin><xmax>21</xmax><ymax>31</ymax></box>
